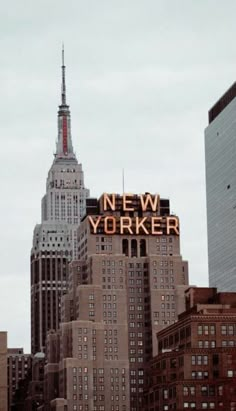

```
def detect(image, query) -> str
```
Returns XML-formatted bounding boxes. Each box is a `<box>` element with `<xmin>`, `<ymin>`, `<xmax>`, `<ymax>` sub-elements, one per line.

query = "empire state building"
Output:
<box><xmin>31</xmin><ymin>49</ymin><xmax>89</xmax><ymax>354</ymax></box>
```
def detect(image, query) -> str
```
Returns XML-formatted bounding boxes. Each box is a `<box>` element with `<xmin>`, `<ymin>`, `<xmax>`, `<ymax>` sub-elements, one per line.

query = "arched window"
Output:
<box><xmin>122</xmin><ymin>239</ymin><xmax>129</xmax><ymax>256</ymax></box>
<box><xmin>140</xmin><ymin>239</ymin><xmax>146</xmax><ymax>257</ymax></box>
<box><xmin>131</xmin><ymin>239</ymin><xmax>137</xmax><ymax>257</ymax></box>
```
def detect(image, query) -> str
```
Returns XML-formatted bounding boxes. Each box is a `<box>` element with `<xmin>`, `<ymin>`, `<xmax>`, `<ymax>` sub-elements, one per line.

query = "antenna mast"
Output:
<box><xmin>122</xmin><ymin>168</ymin><xmax>125</xmax><ymax>194</ymax></box>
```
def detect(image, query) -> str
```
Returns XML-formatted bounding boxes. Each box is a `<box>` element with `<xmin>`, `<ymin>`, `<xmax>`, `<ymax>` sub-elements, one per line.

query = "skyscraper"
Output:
<box><xmin>205</xmin><ymin>82</ymin><xmax>236</xmax><ymax>291</ymax></box>
<box><xmin>31</xmin><ymin>49</ymin><xmax>89</xmax><ymax>354</ymax></box>
<box><xmin>45</xmin><ymin>193</ymin><xmax>189</xmax><ymax>411</ymax></box>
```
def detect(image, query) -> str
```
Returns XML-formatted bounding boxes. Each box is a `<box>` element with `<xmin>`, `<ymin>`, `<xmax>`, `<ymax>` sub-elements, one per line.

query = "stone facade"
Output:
<box><xmin>45</xmin><ymin>193</ymin><xmax>189</xmax><ymax>411</ymax></box>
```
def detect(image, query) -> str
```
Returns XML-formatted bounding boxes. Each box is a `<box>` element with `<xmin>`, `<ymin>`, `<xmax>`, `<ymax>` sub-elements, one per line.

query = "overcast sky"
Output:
<box><xmin>1</xmin><ymin>0</ymin><xmax>236</xmax><ymax>352</ymax></box>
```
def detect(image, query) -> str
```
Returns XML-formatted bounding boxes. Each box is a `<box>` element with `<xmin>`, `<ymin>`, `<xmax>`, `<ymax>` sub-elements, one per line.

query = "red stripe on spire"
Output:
<box><xmin>62</xmin><ymin>116</ymin><xmax>68</xmax><ymax>154</ymax></box>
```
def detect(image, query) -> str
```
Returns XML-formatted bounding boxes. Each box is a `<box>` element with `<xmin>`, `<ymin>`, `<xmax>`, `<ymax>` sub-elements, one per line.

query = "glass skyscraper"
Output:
<box><xmin>205</xmin><ymin>82</ymin><xmax>236</xmax><ymax>290</ymax></box>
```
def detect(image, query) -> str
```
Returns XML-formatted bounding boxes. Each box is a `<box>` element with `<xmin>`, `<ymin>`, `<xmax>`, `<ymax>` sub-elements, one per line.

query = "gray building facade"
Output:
<box><xmin>205</xmin><ymin>82</ymin><xmax>236</xmax><ymax>290</ymax></box>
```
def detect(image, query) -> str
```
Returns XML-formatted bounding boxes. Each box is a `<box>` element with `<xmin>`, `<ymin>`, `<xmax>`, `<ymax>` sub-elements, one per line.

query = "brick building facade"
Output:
<box><xmin>7</xmin><ymin>348</ymin><xmax>32</xmax><ymax>409</ymax></box>
<box><xmin>0</xmin><ymin>332</ymin><xmax>7</xmax><ymax>411</ymax></box>
<box><xmin>143</xmin><ymin>287</ymin><xmax>236</xmax><ymax>411</ymax></box>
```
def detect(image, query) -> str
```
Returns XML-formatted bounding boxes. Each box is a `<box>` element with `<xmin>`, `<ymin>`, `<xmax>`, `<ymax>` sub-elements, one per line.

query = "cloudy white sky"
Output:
<box><xmin>1</xmin><ymin>0</ymin><xmax>236</xmax><ymax>352</ymax></box>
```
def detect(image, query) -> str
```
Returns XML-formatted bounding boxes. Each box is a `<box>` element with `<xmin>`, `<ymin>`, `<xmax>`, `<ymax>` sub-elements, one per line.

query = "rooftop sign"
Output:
<box><xmin>88</xmin><ymin>193</ymin><xmax>179</xmax><ymax>236</ymax></box>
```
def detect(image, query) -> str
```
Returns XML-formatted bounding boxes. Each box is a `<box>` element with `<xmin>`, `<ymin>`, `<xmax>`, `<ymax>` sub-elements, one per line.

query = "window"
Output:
<box><xmin>190</xmin><ymin>387</ymin><xmax>195</xmax><ymax>396</ymax></box>
<box><xmin>192</xmin><ymin>371</ymin><xmax>208</xmax><ymax>379</ymax></box>
<box><xmin>221</xmin><ymin>325</ymin><xmax>227</xmax><ymax>335</ymax></box>
<box><xmin>228</xmin><ymin>325</ymin><xmax>234</xmax><ymax>335</ymax></box>
<box><xmin>201</xmin><ymin>386</ymin><xmax>208</xmax><ymax>396</ymax></box>
<box><xmin>203</xmin><ymin>356</ymin><xmax>208</xmax><ymax>365</ymax></box>
<box><xmin>218</xmin><ymin>386</ymin><xmax>223</xmax><ymax>396</ymax></box>
<box><xmin>198</xmin><ymin>325</ymin><xmax>203</xmax><ymax>335</ymax></box>
<box><xmin>204</xmin><ymin>325</ymin><xmax>209</xmax><ymax>335</ymax></box>
<box><xmin>210</xmin><ymin>325</ymin><xmax>215</xmax><ymax>335</ymax></box>
<box><xmin>213</xmin><ymin>354</ymin><xmax>219</xmax><ymax>365</ymax></box>
<box><xmin>183</xmin><ymin>387</ymin><xmax>188</xmax><ymax>396</ymax></box>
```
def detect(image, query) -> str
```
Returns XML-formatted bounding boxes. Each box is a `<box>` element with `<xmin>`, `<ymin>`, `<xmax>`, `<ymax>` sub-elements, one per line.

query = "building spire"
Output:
<box><xmin>55</xmin><ymin>46</ymin><xmax>76</xmax><ymax>161</ymax></box>
<box><xmin>61</xmin><ymin>43</ymin><xmax>66</xmax><ymax>106</ymax></box>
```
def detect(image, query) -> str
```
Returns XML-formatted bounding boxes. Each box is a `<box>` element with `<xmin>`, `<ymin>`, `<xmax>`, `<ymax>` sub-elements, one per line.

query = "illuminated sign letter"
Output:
<box><xmin>166</xmin><ymin>217</ymin><xmax>179</xmax><ymax>235</ymax></box>
<box><xmin>120</xmin><ymin>217</ymin><xmax>133</xmax><ymax>234</ymax></box>
<box><xmin>123</xmin><ymin>194</ymin><xmax>134</xmax><ymax>211</ymax></box>
<box><xmin>140</xmin><ymin>194</ymin><xmax>160</xmax><ymax>211</ymax></box>
<box><xmin>135</xmin><ymin>217</ymin><xmax>149</xmax><ymax>235</ymax></box>
<box><xmin>88</xmin><ymin>216</ymin><xmax>102</xmax><ymax>234</ymax></box>
<box><xmin>103</xmin><ymin>193</ymin><xmax>116</xmax><ymax>211</ymax></box>
<box><xmin>151</xmin><ymin>217</ymin><xmax>163</xmax><ymax>235</ymax></box>
<box><xmin>104</xmin><ymin>216</ymin><xmax>116</xmax><ymax>234</ymax></box>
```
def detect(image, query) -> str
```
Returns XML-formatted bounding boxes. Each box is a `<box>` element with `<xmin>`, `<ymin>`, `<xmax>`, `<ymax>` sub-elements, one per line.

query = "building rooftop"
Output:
<box><xmin>208</xmin><ymin>81</ymin><xmax>236</xmax><ymax>124</ymax></box>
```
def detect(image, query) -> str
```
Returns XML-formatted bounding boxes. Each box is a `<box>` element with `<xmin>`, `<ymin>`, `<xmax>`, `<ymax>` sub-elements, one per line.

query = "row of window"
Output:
<box><xmin>197</xmin><ymin>339</ymin><xmax>236</xmax><ymax>348</ymax></box>
<box><xmin>103</xmin><ymin>303</ymin><xmax>117</xmax><ymax>309</ymax></box>
<box><xmin>102</xmin><ymin>285</ymin><xmax>124</xmax><ymax>290</ymax></box>
<box><xmin>153</xmin><ymin>269</ymin><xmax>174</xmax><ymax>274</ymax></box>
<box><xmin>154</xmin><ymin>312</ymin><xmax>176</xmax><ymax>318</ymax></box>
<box><xmin>221</xmin><ymin>325</ymin><xmax>236</xmax><ymax>335</ymax></box>
<box><xmin>101</xmin><ymin>261</ymin><xmax>180</xmax><ymax>268</ymax></box>
<box><xmin>183</xmin><ymin>385</ymin><xmax>223</xmax><ymax>397</ymax></box>
<box><xmin>191</xmin><ymin>355</ymin><xmax>208</xmax><ymax>366</ymax></box>
<box><xmin>154</xmin><ymin>277</ymin><xmax>175</xmax><ymax>283</ymax></box>
<box><xmin>198</xmin><ymin>340</ymin><xmax>216</xmax><ymax>348</ymax></box>
<box><xmin>103</xmin><ymin>312</ymin><xmax>117</xmax><ymax>318</ymax></box>
<box><xmin>104</xmin><ymin>347</ymin><xmax>118</xmax><ymax>353</ymax></box>
<box><xmin>192</xmin><ymin>371</ymin><xmax>208</xmax><ymax>379</ymax></box>
<box><xmin>183</xmin><ymin>402</ymin><xmax>215</xmax><ymax>409</ymax></box>
<box><xmin>104</xmin><ymin>320</ymin><xmax>118</xmax><ymax>324</ymax></box>
<box><xmin>77</xmin><ymin>328</ymin><xmax>96</xmax><ymax>335</ymax></box>
<box><xmin>197</xmin><ymin>325</ymin><xmax>215</xmax><ymax>335</ymax></box>
<box><xmin>102</xmin><ymin>260</ymin><xmax>123</xmax><ymax>266</ymax></box>
<box><xmin>156</xmin><ymin>245</ymin><xmax>173</xmax><ymax>251</ymax></box>
<box><xmin>158</xmin><ymin>325</ymin><xmax>191</xmax><ymax>351</ymax></box>
<box><xmin>129</xmin><ymin>322</ymin><xmax>146</xmax><ymax>328</ymax></box>
<box><xmin>76</xmin><ymin>354</ymin><xmax>97</xmax><ymax>360</ymax></box>
<box><xmin>96</xmin><ymin>237</ymin><xmax>113</xmax><ymax>243</ymax></box>
<box><xmin>198</xmin><ymin>324</ymin><xmax>236</xmax><ymax>336</ymax></box>
<box><xmin>96</xmin><ymin>245</ymin><xmax>113</xmax><ymax>251</ymax></box>
<box><xmin>72</xmin><ymin>367</ymin><xmax>124</xmax><ymax>374</ymax></box>
<box><xmin>103</xmin><ymin>269</ymin><xmax>122</xmax><ymax>274</ymax></box>
<box><xmin>156</xmin><ymin>237</ymin><xmax>173</xmax><ymax>243</ymax></box>
<box><xmin>159</xmin><ymin>303</ymin><xmax>175</xmax><ymax>309</ymax></box>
